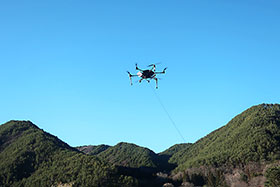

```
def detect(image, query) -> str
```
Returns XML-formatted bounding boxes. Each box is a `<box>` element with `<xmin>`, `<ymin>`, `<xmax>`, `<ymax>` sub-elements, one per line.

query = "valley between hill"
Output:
<box><xmin>1</xmin><ymin>104</ymin><xmax>280</xmax><ymax>186</ymax></box>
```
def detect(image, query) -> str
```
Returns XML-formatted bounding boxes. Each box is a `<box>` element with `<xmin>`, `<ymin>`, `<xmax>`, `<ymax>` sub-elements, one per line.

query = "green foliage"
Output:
<box><xmin>2</xmin><ymin>103</ymin><xmax>280</xmax><ymax>186</ymax></box>
<box><xmin>240</xmin><ymin>173</ymin><xmax>248</xmax><ymax>183</ymax></box>
<box><xmin>88</xmin><ymin>144</ymin><xmax>111</xmax><ymax>155</ymax></box>
<box><xmin>265</xmin><ymin>166</ymin><xmax>280</xmax><ymax>187</ymax></box>
<box><xmin>206</xmin><ymin>169</ymin><xmax>227</xmax><ymax>187</ymax></box>
<box><xmin>188</xmin><ymin>173</ymin><xmax>205</xmax><ymax>186</ymax></box>
<box><xmin>181</xmin><ymin>169</ymin><xmax>227</xmax><ymax>187</ymax></box>
<box><xmin>170</xmin><ymin>104</ymin><xmax>280</xmax><ymax>171</ymax></box>
<box><xmin>0</xmin><ymin>121</ymin><xmax>137</xmax><ymax>187</ymax></box>
<box><xmin>97</xmin><ymin>142</ymin><xmax>160</xmax><ymax>168</ymax></box>
<box><xmin>159</xmin><ymin>143</ymin><xmax>192</xmax><ymax>157</ymax></box>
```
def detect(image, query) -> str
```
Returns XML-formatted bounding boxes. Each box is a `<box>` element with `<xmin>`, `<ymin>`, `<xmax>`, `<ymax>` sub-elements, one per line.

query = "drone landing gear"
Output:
<box><xmin>127</xmin><ymin>71</ymin><xmax>137</xmax><ymax>85</ymax></box>
<box><xmin>139</xmin><ymin>78</ymin><xmax>157</xmax><ymax>88</ymax></box>
<box><xmin>154</xmin><ymin>77</ymin><xmax>158</xmax><ymax>89</ymax></box>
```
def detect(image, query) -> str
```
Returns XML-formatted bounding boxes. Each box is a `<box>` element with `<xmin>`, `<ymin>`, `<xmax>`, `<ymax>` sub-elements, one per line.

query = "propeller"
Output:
<box><xmin>147</xmin><ymin>62</ymin><xmax>161</xmax><ymax>67</ymax></box>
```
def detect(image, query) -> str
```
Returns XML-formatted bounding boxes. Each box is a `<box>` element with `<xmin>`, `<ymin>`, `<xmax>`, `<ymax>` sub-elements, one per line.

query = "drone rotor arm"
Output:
<box><xmin>127</xmin><ymin>71</ymin><xmax>138</xmax><ymax>85</ymax></box>
<box><xmin>155</xmin><ymin>67</ymin><xmax>167</xmax><ymax>74</ymax></box>
<box><xmin>135</xmin><ymin>63</ymin><xmax>144</xmax><ymax>71</ymax></box>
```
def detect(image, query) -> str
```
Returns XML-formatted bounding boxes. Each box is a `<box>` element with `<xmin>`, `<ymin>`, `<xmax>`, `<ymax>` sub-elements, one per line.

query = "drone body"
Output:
<box><xmin>127</xmin><ymin>63</ymin><xmax>167</xmax><ymax>89</ymax></box>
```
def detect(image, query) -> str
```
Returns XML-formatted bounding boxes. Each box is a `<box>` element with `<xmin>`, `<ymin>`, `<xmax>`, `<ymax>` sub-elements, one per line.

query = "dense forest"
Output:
<box><xmin>0</xmin><ymin>121</ymin><xmax>136</xmax><ymax>187</ymax></box>
<box><xmin>1</xmin><ymin>104</ymin><xmax>280</xmax><ymax>186</ymax></box>
<box><xmin>170</xmin><ymin>104</ymin><xmax>280</xmax><ymax>170</ymax></box>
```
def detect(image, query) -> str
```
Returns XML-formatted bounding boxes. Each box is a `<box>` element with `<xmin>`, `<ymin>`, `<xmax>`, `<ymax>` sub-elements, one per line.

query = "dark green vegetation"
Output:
<box><xmin>97</xmin><ymin>142</ymin><xmax>160</xmax><ymax>168</ymax></box>
<box><xmin>170</xmin><ymin>104</ymin><xmax>280</xmax><ymax>171</ymax></box>
<box><xmin>0</xmin><ymin>121</ymin><xmax>136</xmax><ymax>187</ymax></box>
<box><xmin>78</xmin><ymin>143</ymin><xmax>191</xmax><ymax>171</ymax></box>
<box><xmin>78</xmin><ymin>142</ymin><xmax>178</xmax><ymax>186</ymax></box>
<box><xmin>159</xmin><ymin>143</ymin><xmax>192</xmax><ymax>157</ymax></box>
<box><xmin>265</xmin><ymin>166</ymin><xmax>280</xmax><ymax>187</ymax></box>
<box><xmin>1</xmin><ymin>103</ymin><xmax>280</xmax><ymax>186</ymax></box>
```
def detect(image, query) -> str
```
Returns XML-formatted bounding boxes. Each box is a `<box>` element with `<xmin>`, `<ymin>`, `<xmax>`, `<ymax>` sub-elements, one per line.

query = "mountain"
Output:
<box><xmin>170</xmin><ymin>104</ymin><xmax>280</xmax><ymax>171</ymax></box>
<box><xmin>0</xmin><ymin>120</ymin><xmax>136</xmax><ymax>187</ymax></box>
<box><xmin>159</xmin><ymin>143</ymin><xmax>192</xmax><ymax>157</ymax></box>
<box><xmin>94</xmin><ymin>142</ymin><xmax>177</xmax><ymax>187</ymax></box>
<box><xmin>77</xmin><ymin>143</ymin><xmax>191</xmax><ymax>172</ymax></box>
<box><xmin>2</xmin><ymin>103</ymin><xmax>280</xmax><ymax>186</ymax></box>
<box><xmin>76</xmin><ymin>144</ymin><xmax>111</xmax><ymax>155</ymax></box>
<box><xmin>97</xmin><ymin>142</ymin><xmax>160</xmax><ymax>169</ymax></box>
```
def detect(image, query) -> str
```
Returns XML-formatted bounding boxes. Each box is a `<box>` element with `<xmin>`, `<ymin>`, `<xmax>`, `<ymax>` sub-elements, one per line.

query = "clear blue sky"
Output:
<box><xmin>1</xmin><ymin>0</ymin><xmax>280</xmax><ymax>153</ymax></box>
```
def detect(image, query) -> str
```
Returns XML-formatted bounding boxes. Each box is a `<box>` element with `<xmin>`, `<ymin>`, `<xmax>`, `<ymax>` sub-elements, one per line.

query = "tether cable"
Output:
<box><xmin>149</xmin><ymin>84</ymin><xmax>186</xmax><ymax>142</ymax></box>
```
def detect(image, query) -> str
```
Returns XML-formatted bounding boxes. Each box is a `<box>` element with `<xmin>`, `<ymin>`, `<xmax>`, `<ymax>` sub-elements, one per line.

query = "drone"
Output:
<box><xmin>127</xmin><ymin>63</ymin><xmax>167</xmax><ymax>89</ymax></box>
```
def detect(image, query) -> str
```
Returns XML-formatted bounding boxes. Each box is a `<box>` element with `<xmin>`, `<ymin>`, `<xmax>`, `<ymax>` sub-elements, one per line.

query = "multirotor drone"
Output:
<box><xmin>127</xmin><ymin>63</ymin><xmax>167</xmax><ymax>89</ymax></box>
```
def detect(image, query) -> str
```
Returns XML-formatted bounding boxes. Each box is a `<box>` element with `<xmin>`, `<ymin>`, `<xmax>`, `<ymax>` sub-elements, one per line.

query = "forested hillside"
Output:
<box><xmin>76</xmin><ymin>144</ymin><xmax>111</xmax><ymax>155</ymax></box>
<box><xmin>170</xmin><ymin>104</ymin><xmax>280</xmax><ymax>171</ymax></box>
<box><xmin>97</xmin><ymin>142</ymin><xmax>160</xmax><ymax>168</ymax></box>
<box><xmin>0</xmin><ymin>121</ymin><xmax>136</xmax><ymax>187</ymax></box>
<box><xmin>159</xmin><ymin>143</ymin><xmax>192</xmax><ymax>157</ymax></box>
<box><xmin>1</xmin><ymin>104</ymin><xmax>280</xmax><ymax>186</ymax></box>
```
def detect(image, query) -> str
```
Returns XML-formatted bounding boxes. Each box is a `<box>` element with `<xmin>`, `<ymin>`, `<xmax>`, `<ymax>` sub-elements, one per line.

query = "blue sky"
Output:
<box><xmin>1</xmin><ymin>0</ymin><xmax>280</xmax><ymax>153</ymax></box>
